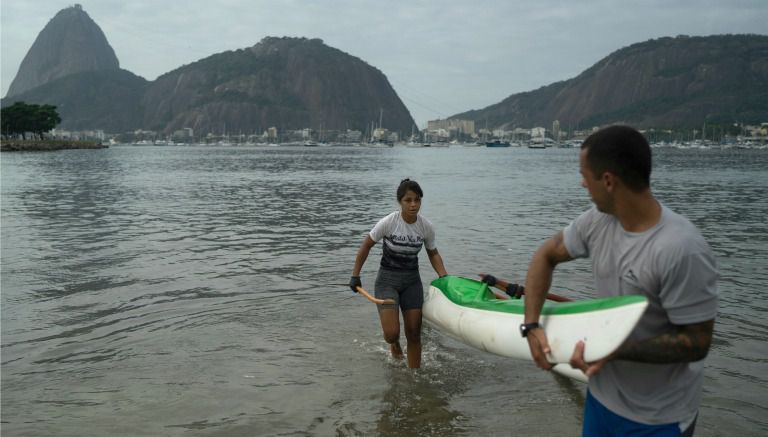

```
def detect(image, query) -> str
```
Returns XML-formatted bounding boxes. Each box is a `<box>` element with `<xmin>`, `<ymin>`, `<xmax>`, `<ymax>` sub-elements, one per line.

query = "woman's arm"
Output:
<box><xmin>426</xmin><ymin>248</ymin><xmax>448</xmax><ymax>277</ymax></box>
<box><xmin>351</xmin><ymin>236</ymin><xmax>376</xmax><ymax>276</ymax></box>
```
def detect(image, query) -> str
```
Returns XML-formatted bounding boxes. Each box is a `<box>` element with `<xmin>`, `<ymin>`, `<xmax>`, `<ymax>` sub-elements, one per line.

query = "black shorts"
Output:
<box><xmin>374</xmin><ymin>268</ymin><xmax>423</xmax><ymax>311</ymax></box>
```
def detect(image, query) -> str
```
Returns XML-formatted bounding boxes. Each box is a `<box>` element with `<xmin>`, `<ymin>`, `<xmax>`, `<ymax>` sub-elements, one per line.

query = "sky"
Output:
<box><xmin>2</xmin><ymin>0</ymin><xmax>767</xmax><ymax>128</ymax></box>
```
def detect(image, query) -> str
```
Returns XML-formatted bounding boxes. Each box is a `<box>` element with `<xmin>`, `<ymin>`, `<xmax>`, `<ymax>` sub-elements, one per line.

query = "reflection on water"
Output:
<box><xmin>1</xmin><ymin>145</ymin><xmax>767</xmax><ymax>436</ymax></box>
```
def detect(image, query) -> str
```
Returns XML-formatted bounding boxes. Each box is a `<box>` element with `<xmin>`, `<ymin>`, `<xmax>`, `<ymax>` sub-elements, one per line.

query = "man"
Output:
<box><xmin>522</xmin><ymin>125</ymin><xmax>718</xmax><ymax>436</ymax></box>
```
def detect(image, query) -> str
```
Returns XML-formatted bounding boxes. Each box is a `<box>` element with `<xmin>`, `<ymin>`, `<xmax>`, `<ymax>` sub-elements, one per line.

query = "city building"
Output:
<box><xmin>427</xmin><ymin>119</ymin><xmax>475</xmax><ymax>136</ymax></box>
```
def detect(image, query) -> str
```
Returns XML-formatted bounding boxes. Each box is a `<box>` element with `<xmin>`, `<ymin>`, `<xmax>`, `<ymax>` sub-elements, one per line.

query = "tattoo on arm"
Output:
<box><xmin>614</xmin><ymin>320</ymin><xmax>714</xmax><ymax>364</ymax></box>
<box><xmin>547</xmin><ymin>231</ymin><xmax>572</xmax><ymax>265</ymax></box>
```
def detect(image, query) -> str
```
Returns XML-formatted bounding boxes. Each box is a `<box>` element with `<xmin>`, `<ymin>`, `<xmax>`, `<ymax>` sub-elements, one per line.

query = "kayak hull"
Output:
<box><xmin>423</xmin><ymin>276</ymin><xmax>648</xmax><ymax>382</ymax></box>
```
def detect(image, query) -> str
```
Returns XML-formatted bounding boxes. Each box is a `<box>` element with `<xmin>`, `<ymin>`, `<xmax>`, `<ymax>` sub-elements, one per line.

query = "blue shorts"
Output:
<box><xmin>374</xmin><ymin>268</ymin><xmax>423</xmax><ymax>311</ymax></box>
<box><xmin>583</xmin><ymin>390</ymin><xmax>697</xmax><ymax>437</ymax></box>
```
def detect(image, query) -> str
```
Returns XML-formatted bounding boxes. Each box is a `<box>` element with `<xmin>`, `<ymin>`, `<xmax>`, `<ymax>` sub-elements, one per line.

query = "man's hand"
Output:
<box><xmin>526</xmin><ymin>328</ymin><xmax>554</xmax><ymax>370</ymax></box>
<box><xmin>569</xmin><ymin>340</ymin><xmax>610</xmax><ymax>377</ymax></box>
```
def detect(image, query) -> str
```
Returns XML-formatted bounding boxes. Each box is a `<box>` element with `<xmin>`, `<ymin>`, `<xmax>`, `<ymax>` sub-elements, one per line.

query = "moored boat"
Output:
<box><xmin>486</xmin><ymin>139</ymin><xmax>511</xmax><ymax>147</ymax></box>
<box><xmin>423</xmin><ymin>276</ymin><xmax>648</xmax><ymax>382</ymax></box>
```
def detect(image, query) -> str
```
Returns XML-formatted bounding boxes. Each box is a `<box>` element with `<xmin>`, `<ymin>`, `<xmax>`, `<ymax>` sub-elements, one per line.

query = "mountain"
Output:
<box><xmin>140</xmin><ymin>37</ymin><xmax>415</xmax><ymax>135</ymax></box>
<box><xmin>4</xmin><ymin>11</ymin><xmax>416</xmax><ymax>135</ymax></box>
<box><xmin>6</xmin><ymin>4</ymin><xmax>120</xmax><ymax>97</ymax></box>
<box><xmin>453</xmin><ymin>34</ymin><xmax>768</xmax><ymax>130</ymax></box>
<box><xmin>4</xmin><ymin>70</ymin><xmax>148</xmax><ymax>132</ymax></box>
<box><xmin>7</xmin><ymin>5</ymin><xmax>766</xmax><ymax>136</ymax></box>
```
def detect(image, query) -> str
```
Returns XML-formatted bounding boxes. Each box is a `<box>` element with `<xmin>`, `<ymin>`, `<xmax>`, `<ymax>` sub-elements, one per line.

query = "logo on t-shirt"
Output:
<box><xmin>389</xmin><ymin>234</ymin><xmax>423</xmax><ymax>245</ymax></box>
<box><xmin>624</xmin><ymin>269</ymin><xmax>638</xmax><ymax>282</ymax></box>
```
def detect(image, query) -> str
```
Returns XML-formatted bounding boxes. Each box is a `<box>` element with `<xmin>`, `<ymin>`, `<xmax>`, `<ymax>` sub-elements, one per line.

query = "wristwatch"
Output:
<box><xmin>519</xmin><ymin>322</ymin><xmax>541</xmax><ymax>337</ymax></box>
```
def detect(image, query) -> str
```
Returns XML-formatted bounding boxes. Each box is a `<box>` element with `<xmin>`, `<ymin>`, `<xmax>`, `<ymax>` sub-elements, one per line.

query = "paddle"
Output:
<box><xmin>331</xmin><ymin>282</ymin><xmax>396</xmax><ymax>305</ymax></box>
<box><xmin>355</xmin><ymin>285</ymin><xmax>396</xmax><ymax>305</ymax></box>
<box><xmin>479</xmin><ymin>274</ymin><xmax>572</xmax><ymax>302</ymax></box>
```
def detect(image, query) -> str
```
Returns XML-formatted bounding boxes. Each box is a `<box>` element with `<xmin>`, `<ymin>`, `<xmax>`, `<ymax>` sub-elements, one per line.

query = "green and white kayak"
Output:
<box><xmin>423</xmin><ymin>275</ymin><xmax>648</xmax><ymax>382</ymax></box>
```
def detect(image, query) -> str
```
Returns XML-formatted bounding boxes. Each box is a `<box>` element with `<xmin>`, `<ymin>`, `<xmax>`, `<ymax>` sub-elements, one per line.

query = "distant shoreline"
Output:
<box><xmin>0</xmin><ymin>140</ymin><xmax>108</xmax><ymax>152</ymax></box>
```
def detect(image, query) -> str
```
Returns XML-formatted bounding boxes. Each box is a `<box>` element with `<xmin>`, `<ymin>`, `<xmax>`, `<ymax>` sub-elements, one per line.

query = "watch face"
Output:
<box><xmin>520</xmin><ymin>323</ymin><xmax>538</xmax><ymax>337</ymax></box>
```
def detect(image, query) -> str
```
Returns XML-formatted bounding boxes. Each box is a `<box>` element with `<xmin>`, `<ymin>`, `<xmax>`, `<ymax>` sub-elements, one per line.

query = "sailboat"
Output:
<box><xmin>368</xmin><ymin>108</ymin><xmax>393</xmax><ymax>147</ymax></box>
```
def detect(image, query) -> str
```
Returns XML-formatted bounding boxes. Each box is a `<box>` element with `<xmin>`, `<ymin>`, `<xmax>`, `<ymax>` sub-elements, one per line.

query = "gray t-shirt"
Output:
<box><xmin>369</xmin><ymin>211</ymin><xmax>436</xmax><ymax>271</ymax></box>
<box><xmin>564</xmin><ymin>204</ymin><xmax>718</xmax><ymax>425</ymax></box>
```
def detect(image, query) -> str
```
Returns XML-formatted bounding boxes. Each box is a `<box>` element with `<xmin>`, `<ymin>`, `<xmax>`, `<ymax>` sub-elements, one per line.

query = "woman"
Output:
<box><xmin>349</xmin><ymin>178</ymin><xmax>448</xmax><ymax>369</ymax></box>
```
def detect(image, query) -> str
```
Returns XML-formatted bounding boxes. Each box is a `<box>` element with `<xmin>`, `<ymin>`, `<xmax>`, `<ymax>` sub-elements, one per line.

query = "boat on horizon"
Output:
<box><xmin>486</xmin><ymin>139</ymin><xmax>511</xmax><ymax>147</ymax></box>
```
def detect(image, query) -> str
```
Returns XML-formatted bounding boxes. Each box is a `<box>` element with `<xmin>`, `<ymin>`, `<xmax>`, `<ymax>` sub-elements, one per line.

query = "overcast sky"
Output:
<box><xmin>2</xmin><ymin>0</ymin><xmax>767</xmax><ymax>127</ymax></box>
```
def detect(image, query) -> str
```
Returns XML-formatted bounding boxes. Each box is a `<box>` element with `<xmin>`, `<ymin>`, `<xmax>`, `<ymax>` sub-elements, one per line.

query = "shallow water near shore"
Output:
<box><xmin>2</xmin><ymin>145</ymin><xmax>766</xmax><ymax>436</ymax></box>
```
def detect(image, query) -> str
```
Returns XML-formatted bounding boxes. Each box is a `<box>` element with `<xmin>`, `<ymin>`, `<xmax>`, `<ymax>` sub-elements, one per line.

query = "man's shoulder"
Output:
<box><xmin>653</xmin><ymin>206</ymin><xmax>712</xmax><ymax>257</ymax></box>
<box><xmin>657</xmin><ymin>206</ymin><xmax>706</xmax><ymax>242</ymax></box>
<box><xmin>572</xmin><ymin>205</ymin><xmax>617</xmax><ymax>232</ymax></box>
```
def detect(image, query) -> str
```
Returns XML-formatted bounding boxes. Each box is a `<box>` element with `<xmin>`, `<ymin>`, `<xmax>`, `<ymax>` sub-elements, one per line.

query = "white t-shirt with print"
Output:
<box><xmin>369</xmin><ymin>211</ymin><xmax>436</xmax><ymax>271</ymax></box>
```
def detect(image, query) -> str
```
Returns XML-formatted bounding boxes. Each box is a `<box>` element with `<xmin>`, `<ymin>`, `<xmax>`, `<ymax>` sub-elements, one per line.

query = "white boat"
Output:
<box><xmin>423</xmin><ymin>276</ymin><xmax>648</xmax><ymax>382</ymax></box>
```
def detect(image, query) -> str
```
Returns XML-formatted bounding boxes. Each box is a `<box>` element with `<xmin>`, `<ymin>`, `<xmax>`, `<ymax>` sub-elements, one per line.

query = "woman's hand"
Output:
<box><xmin>349</xmin><ymin>276</ymin><xmax>361</xmax><ymax>293</ymax></box>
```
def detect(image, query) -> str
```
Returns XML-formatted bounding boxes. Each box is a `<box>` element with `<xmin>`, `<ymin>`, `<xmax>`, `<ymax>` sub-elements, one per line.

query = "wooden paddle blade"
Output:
<box><xmin>355</xmin><ymin>286</ymin><xmax>396</xmax><ymax>305</ymax></box>
<box><xmin>543</xmin><ymin>293</ymin><xmax>572</xmax><ymax>303</ymax></box>
<box><xmin>480</xmin><ymin>274</ymin><xmax>572</xmax><ymax>302</ymax></box>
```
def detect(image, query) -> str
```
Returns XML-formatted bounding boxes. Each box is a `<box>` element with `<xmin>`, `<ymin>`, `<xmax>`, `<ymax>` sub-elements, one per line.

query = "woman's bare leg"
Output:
<box><xmin>378</xmin><ymin>307</ymin><xmax>403</xmax><ymax>359</ymax></box>
<box><xmin>403</xmin><ymin>309</ymin><xmax>422</xmax><ymax>368</ymax></box>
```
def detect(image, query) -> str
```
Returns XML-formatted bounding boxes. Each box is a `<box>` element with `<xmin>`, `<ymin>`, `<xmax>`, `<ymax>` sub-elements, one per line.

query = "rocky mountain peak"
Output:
<box><xmin>140</xmin><ymin>35</ymin><xmax>414</xmax><ymax>134</ymax></box>
<box><xmin>6</xmin><ymin>4</ymin><xmax>120</xmax><ymax>97</ymax></box>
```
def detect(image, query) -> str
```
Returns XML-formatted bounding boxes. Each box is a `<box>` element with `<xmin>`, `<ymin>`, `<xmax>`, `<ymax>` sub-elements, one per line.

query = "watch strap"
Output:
<box><xmin>520</xmin><ymin>322</ymin><xmax>541</xmax><ymax>337</ymax></box>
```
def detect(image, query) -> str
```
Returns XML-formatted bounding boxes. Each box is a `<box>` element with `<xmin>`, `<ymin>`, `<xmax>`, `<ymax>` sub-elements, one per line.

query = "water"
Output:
<box><xmin>1</xmin><ymin>145</ymin><xmax>766</xmax><ymax>436</ymax></box>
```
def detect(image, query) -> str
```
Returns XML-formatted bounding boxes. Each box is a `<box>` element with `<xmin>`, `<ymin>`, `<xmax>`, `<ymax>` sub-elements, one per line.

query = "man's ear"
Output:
<box><xmin>602</xmin><ymin>172</ymin><xmax>616</xmax><ymax>192</ymax></box>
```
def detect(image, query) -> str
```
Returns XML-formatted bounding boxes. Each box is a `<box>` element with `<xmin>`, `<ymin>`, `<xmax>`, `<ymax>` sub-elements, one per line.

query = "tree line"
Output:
<box><xmin>1</xmin><ymin>101</ymin><xmax>61</xmax><ymax>140</ymax></box>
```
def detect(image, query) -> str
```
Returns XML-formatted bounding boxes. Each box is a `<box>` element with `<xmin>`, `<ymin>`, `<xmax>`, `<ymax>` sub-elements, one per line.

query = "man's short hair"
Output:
<box><xmin>581</xmin><ymin>125</ymin><xmax>651</xmax><ymax>192</ymax></box>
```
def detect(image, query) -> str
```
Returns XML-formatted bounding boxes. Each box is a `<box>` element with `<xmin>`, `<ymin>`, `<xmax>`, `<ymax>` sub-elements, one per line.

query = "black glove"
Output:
<box><xmin>481</xmin><ymin>274</ymin><xmax>497</xmax><ymax>287</ymax></box>
<box><xmin>349</xmin><ymin>276</ymin><xmax>362</xmax><ymax>293</ymax></box>
<box><xmin>506</xmin><ymin>283</ymin><xmax>525</xmax><ymax>299</ymax></box>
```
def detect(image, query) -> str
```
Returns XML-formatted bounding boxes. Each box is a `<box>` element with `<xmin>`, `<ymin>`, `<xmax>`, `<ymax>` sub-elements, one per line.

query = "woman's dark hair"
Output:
<box><xmin>581</xmin><ymin>125</ymin><xmax>651</xmax><ymax>192</ymax></box>
<box><xmin>397</xmin><ymin>178</ymin><xmax>423</xmax><ymax>201</ymax></box>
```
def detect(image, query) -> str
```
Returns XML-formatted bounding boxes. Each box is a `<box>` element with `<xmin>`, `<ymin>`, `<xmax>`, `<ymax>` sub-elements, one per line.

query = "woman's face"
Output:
<box><xmin>399</xmin><ymin>190</ymin><xmax>422</xmax><ymax>220</ymax></box>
